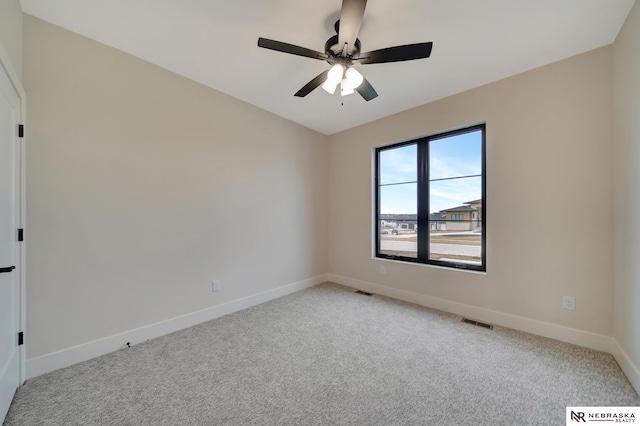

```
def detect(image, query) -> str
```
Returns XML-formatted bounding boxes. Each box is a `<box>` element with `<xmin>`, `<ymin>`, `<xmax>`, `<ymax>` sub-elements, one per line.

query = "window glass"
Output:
<box><xmin>375</xmin><ymin>124</ymin><xmax>485</xmax><ymax>271</ymax></box>
<box><xmin>377</xmin><ymin>144</ymin><xmax>417</xmax><ymax>259</ymax></box>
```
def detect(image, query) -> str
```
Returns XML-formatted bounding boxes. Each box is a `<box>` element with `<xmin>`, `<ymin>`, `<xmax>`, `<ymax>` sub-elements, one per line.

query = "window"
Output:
<box><xmin>375</xmin><ymin>124</ymin><xmax>486</xmax><ymax>271</ymax></box>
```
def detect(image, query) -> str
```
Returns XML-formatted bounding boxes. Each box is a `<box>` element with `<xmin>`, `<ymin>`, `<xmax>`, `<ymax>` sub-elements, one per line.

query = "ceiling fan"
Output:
<box><xmin>257</xmin><ymin>0</ymin><xmax>433</xmax><ymax>101</ymax></box>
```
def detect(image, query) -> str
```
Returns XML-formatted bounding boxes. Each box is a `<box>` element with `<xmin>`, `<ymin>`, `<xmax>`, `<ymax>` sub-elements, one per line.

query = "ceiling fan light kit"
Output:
<box><xmin>321</xmin><ymin>64</ymin><xmax>363</xmax><ymax>96</ymax></box>
<box><xmin>257</xmin><ymin>0</ymin><xmax>433</xmax><ymax>102</ymax></box>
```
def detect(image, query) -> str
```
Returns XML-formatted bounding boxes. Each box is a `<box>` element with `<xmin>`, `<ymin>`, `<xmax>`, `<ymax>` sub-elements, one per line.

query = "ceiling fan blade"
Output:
<box><xmin>338</xmin><ymin>0</ymin><xmax>367</xmax><ymax>55</ymax></box>
<box><xmin>359</xmin><ymin>42</ymin><xmax>433</xmax><ymax>64</ymax></box>
<box><xmin>294</xmin><ymin>70</ymin><xmax>330</xmax><ymax>97</ymax></box>
<box><xmin>355</xmin><ymin>76</ymin><xmax>378</xmax><ymax>101</ymax></box>
<box><xmin>258</xmin><ymin>38</ymin><xmax>328</xmax><ymax>60</ymax></box>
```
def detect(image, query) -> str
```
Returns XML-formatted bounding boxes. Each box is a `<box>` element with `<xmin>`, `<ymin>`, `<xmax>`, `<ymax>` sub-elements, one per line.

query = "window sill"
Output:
<box><xmin>373</xmin><ymin>255</ymin><xmax>487</xmax><ymax>275</ymax></box>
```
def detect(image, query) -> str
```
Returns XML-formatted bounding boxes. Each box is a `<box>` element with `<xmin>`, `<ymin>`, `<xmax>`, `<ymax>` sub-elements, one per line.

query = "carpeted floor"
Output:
<box><xmin>4</xmin><ymin>282</ymin><xmax>639</xmax><ymax>425</ymax></box>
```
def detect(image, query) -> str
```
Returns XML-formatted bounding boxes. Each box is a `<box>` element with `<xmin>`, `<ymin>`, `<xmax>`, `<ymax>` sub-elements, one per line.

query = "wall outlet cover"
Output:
<box><xmin>562</xmin><ymin>296</ymin><xmax>576</xmax><ymax>311</ymax></box>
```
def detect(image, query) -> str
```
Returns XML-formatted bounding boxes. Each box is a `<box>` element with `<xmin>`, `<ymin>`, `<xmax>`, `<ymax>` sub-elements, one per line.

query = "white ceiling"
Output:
<box><xmin>20</xmin><ymin>0</ymin><xmax>636</xmax><ymax>135</ymax></box>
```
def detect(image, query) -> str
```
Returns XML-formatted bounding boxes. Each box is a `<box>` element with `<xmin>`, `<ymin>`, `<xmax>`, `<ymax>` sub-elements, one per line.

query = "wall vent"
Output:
<box><xmin>355</xmin><ymin>290</ymin><xmax>374</xmax><ymax>296</ymax></box>
<box><xmin>461</xmin><ymin>318</ymin><xmax>493</xmax><ymax>330</ymax></box>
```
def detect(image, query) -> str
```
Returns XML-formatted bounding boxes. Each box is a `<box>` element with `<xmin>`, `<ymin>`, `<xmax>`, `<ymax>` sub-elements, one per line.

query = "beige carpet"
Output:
<box><xmin>4</xmin><ymin>282</ymin><xmax>639</xmax><ymax>425</ymax></box>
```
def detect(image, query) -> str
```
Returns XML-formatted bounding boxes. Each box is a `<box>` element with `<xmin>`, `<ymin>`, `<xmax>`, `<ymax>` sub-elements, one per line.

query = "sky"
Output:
<box><xmin>379</xmin><ymin>130</ymin><xmax>482</xmax><ymax>214</ymax></box>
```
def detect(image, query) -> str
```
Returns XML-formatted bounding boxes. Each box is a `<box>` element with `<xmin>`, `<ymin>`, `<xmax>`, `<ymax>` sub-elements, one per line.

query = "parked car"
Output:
<box><xmin>380</xmin><ymin>229</ymin><xmax>389</xmax><ymax>234</ymax></box>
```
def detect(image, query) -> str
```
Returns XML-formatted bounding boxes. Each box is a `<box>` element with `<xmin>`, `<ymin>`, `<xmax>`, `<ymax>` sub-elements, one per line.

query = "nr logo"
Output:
<box><xmin>571</xmin><ymin>411</ymin><xmax>586</xmax><ymax>422</ymax></box>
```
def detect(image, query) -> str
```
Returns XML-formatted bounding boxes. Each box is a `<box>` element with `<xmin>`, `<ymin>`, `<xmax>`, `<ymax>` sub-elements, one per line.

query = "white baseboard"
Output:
<box><xmin>327</xmin><ymin>274</ymin><xmax>613</xmax><ymax>353</ymax></box>
<box><xmin>26</xmin><ymin>274</ymin><xmax>328</xmax><ymax>380</ymax></box>
<box><xmin>611</xmin><ymin>339</ymin><xmax>640</xmax><ymax>395</ymax></box>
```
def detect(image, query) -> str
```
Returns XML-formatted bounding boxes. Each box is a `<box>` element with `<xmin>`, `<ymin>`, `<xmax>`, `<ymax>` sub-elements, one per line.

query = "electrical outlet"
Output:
<box><xmin>562</xmin><ymin>296</ymin><xmax>575</xmax><ymax>311</ymax></box>
<box><xmin>213</xmin><ymin>280</ymin><xmax>221</xmax><ymax>292</ymax></box>
<box><xmin>380</xmin><ymin>265</ymin><xmax>386</xmax><ymax>275</ymax></box>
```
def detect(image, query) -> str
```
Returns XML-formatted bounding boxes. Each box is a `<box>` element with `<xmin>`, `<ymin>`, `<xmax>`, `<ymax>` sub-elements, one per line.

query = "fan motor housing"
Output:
<box><xmin>324</xmin><ymin>34</ymin><xmax>361</xmax><ymax>62</ymax></box>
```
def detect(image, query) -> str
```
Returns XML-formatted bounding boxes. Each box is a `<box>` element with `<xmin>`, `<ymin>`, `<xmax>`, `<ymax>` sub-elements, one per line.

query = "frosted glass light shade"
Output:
<box><xmin>322</xmin><ymin>79</ymin><xmax>339</xmax><ymax>94</ymax></box>
<box><xmin>341</xmin><ymin>78</ymin><xmax>355</xmax><ymax>96</ymax></box>
<box><xmin>345</xmin><ymin>67</ymin><xmax>363</xmax><ymax>88</ymax></box>
<box><xmin>327</xmin><ymin>64</ymin><xmax>345</xmax><ymax>84</ymax></box>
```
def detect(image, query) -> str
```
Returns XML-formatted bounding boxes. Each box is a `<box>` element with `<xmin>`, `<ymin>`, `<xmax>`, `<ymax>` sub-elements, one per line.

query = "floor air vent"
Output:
<box><xmin>355</xmin><ymin>290</ymin><xmax>374</xmax><ymax>296</ymax></box>
<box><xmin>461</xmin><ymin>318</ymin><xmax>493</xmax><ymax>330</ymax></box>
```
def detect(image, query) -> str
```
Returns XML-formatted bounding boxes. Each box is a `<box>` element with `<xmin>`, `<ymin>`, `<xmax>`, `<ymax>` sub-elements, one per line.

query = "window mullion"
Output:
<box><xmin>416</xmin><ymin>140</ymin><xmax>430</xmax><ymax>261</ymax></box>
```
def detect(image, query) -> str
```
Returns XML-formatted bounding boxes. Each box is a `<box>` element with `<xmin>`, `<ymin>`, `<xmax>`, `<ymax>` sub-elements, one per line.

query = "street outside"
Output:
<box><xmin>380</xmin><ymin>231</ymin><xmax>481</xmax><ymax>264</ymax></box>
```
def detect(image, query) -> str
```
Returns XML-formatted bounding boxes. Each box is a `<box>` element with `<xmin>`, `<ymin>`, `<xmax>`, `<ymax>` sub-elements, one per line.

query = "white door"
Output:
<box><xmin>0</xmin><ymin>56</ymin><xmax>22</xmax><ymax>422</ymax></box>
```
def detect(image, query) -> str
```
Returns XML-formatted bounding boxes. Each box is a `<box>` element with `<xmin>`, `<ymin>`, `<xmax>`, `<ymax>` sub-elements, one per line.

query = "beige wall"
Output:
<box><xmin>0</xmin><ymin>0</ymin><xmax>22</xmax><ymax>78</ymax></box>
<box><xmin>613</xmin><ymin>0</ymin><xmax>640</xmax><ymax>388</ymax></box>
<box><xmin>23</xmin><ymin>16</ymin><xmax>328</xmax><ymax>359</ymax></box>
<box><xmin>329</xmin><ymin>46</ymin><xmax>613</xmax><ymax>335</ymax></box>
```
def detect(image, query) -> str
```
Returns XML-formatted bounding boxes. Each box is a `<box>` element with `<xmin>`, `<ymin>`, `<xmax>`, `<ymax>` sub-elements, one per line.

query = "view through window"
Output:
<box><xmin>375</xmin><ymin>124</ymin><xmax>485</xmax><ymax>271</ymax></box>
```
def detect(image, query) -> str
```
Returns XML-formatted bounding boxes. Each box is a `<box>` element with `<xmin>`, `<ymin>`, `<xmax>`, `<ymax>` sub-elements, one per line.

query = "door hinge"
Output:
<box><xmin>18</xmin><ymin>228</ymin><xmax>24</xmax><ymax>242</ymax></box>
<box><xmin>18</xmin><ymin>332</ymin><xmax>24</xmax><ymax>346</ymax></box>
<box><xmin>18</xmin><ymin>124</ymin><xmax>24</xmax><ymax>138</ymax></box>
